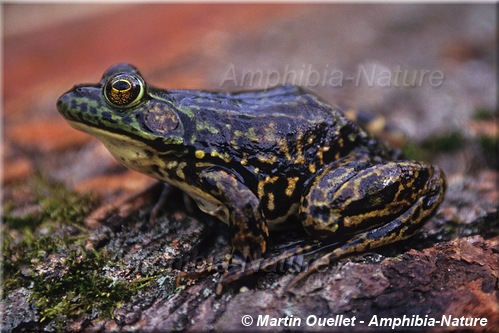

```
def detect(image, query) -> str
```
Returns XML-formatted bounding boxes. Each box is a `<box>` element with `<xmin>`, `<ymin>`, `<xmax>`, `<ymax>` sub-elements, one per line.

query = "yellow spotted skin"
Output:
<box><xmin>57</xmin><ymin>64</ymin><xmax>446</xmax><ymax>289</ymax></box>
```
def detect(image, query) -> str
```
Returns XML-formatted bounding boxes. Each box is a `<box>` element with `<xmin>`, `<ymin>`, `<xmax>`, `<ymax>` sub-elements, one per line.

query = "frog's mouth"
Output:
<box><xmin>65</xmin><ymin>119</ymin><xmax>129</xmax><ymax>142</ymax></box>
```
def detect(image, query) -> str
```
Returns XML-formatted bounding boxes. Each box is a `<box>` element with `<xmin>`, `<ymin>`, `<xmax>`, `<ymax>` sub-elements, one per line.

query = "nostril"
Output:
<box><xmin>73</xmin><ymin>85</ymin><xmax>89</xmax><ymax>96</ymax></box>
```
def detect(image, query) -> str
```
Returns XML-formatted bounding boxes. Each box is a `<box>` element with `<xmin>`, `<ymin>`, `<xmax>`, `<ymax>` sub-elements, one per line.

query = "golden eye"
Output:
<box><xmin>104</xmin><ymin>73</ymin><xmax>144</xmax><ymax>108</ymax></box>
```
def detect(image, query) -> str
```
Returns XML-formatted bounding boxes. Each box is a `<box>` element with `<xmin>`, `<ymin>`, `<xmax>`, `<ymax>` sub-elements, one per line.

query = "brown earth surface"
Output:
<box><xmin>2</xmin><ymin>3</ymin><xmax>497</xmax><ymax>332</ymax></box>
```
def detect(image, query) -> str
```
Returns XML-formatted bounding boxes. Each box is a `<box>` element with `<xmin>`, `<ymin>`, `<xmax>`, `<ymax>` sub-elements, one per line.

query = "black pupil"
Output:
<box><xmin>113</xmin><ymin>80</ymin><xmax>131</xmax><ymax>91</ymax></box>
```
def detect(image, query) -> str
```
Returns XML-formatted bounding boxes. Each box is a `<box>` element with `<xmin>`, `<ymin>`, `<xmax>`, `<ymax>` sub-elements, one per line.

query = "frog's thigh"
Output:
<box><xmin>200</xmin><ymin>169</ymin><xmax>269</xmax><ymax>261</ymax></box>
<box><xmin>288</xmin><ymin>183</ymin><xmax>444</xmax><ymax>290</ymax></box>
<box><xmin>301</xmin><ymin>160</ymin><xmax>445</xmax><ymax>240</ymax></box>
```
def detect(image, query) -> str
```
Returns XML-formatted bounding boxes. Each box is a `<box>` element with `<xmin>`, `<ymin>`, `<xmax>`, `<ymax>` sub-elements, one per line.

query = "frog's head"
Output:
<box><xmin>57</xmin><ymin>64</ymin><xmax>186</xmax><ymax>171</ymax></box>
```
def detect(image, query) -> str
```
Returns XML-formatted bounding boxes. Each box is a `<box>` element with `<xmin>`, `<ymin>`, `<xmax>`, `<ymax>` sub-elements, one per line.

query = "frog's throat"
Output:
<box><xmin>67</xmin><ymin>120</ymin><xmax>157</xmax><ymax>174</ymax></box>
<box><xmin>66</xmin><ymin>120</ymin><xmax>230</xmax><ymax>224</ymax></box>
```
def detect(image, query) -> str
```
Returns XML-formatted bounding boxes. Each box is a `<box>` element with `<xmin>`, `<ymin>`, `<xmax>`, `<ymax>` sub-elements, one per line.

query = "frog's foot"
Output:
<box><xmin>176</xmin><ymin>263</ymin><xmax>221</xmax><ymax>288</ymax></box>
<box><xmin>176</xmin><ymin>253</ymin><xmax>267</xmax><ymax>295</ymax></box>
<box><xmin>178</xmin><ymin>240</ymin><xmax>336</xmax><ymax>294</ymax></box>
<box><xmin>178</xmin><ymin>254</ymin><xmax>281</xmax><ymax>295</ymax></box>
<box><xmin>175</xmin><ymin>254</ymin><xmax>252</xmax><ymax>294</ymax></box>
<box><xmin>215</xmin><ymin>240</ymin><xmax>334</xmax><ymax>294</ymax></box>
<box><xmin>213</xmin><ymin>251</ymin><xmax>269</xmax><ymax>295</ymax></box>
<box><xmin>148</xmin><ymin>183</ymin><xmax>174</xmax><ymax>224</ymax></box>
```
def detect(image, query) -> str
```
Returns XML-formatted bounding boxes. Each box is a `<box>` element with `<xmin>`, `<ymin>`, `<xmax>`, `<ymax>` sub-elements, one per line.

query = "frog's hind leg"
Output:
<box><xmin>148</xmin><ymin>183</ymin><xmax>175</xmax><ymax>224</ymax></box>
<box><xmin>287</xmin><ymin>192</ymin><xmax>436</xmax><ymax>290</ymax></box>
<box><xmin>290</xmin><ymin>159</ymin><xmax>446</xmax><ymax>290</ymax></box>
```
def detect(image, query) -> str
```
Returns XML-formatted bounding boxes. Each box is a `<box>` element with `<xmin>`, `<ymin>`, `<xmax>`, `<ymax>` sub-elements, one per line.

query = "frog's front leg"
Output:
<box><xmin>290</xmin><ymin>155</ymin><xmax>446</xmax><ymax>288</ymax></box>
<box><xmin>199</xmin><ymin>168</ymin><xmax>269</xmax><ymax>289</ymax></box>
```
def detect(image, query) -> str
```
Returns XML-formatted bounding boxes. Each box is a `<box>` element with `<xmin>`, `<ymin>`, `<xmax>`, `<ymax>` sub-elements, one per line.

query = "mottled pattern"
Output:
<box><xmin>57</xmin><ymin>64</ymin><xmax>446</xmax><ymax>289</ymax></box>
<box><xmin>302</xmin><ymin>157</ymin><xmax>445</xmax><ymax>239</ymax></box>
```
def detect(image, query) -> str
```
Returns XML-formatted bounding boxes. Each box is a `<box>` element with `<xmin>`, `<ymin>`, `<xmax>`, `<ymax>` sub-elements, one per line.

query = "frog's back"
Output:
<box><xmin>164</xmin><ymin>84</ymin><xmax>331</xmax><ymax>119</ymax></box>
<box><xmin>162</xmin><ymin>85</ymin><xmax>374</xmax><ymax>179</ymax></box>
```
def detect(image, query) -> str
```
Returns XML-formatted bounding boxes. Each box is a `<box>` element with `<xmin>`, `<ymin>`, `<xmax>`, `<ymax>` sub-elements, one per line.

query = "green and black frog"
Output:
<box><xmin>57</xmin><ymin>64</ymin><xmax>446</xmax><ymax>290</ymax></box>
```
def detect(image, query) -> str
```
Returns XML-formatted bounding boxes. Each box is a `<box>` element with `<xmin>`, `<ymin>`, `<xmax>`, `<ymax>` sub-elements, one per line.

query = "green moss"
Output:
<box><xmin>421</xmin><ymin>131</ymin><xmax>466</xmax><ymax>153</ymax></box>
<box><xmin>37</xmin><ymin>178</ymin><xmax>94</xmax><ymax>224</ymax></box>
<box><xmin>3</xmin><ymin>227</ymin><xmax>157</xmax><ymax>327</ymax></box>
<box><xmin>2</xmin><ymin>175</ymin><xmax>152</xmax><ymax>327</ymax></box>
<box><xmin>4</xmin><ymin>175</ymin><xmax>95</xmax><ymax>230</ymax></box>
<box><xmin>33</xmin><ymin>248</ymin><xmax>131</xmax><ymax>322</ymax></box>
<box><xmin>401</xmin><ymin>141</ymin><xmax>428</xmax><ymax>161</ymax></box>
<box><xmin>470</xmin><ymin>107</ymin><xmax>498</xmax><ymax>169</ymax></box>
<box><xmin>472</xmin><ymin>107</ymin><xmax>497</xmax><ymax>120</ymax></box>
<box><xmin>3</xmin><ymin>209</ymin><xmax>42</xmax><ymax>231</ymax></box>
<box><xmin>402</xmin><ymin>131</ymin><xmax>466</xmax><ymax>160</ymax></box>
<box><xmin>478</xmin><ymin>134</ymin><xmax>499</xmax><ymax>169</ymax></box>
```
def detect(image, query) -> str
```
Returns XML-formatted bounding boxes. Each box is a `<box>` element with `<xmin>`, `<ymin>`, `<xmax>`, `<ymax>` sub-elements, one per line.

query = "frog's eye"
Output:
<box><xmin>104</xmin><ymin>74</ymin><xmax>145</xmax><ymax>108</ymax></box>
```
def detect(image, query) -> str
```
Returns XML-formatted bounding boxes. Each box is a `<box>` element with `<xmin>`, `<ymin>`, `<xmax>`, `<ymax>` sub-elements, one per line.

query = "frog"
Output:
<box><xmin>57</xmin><ymin>64</ymin><xmax>446</xmax><ymax>291</ymax></box>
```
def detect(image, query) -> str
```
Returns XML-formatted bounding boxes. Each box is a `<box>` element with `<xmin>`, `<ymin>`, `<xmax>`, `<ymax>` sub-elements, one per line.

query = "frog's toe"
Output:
<box><xmin>218</xmin><ymin>254</ymin><xmax>258</xmax><ymax>285</ymax></box>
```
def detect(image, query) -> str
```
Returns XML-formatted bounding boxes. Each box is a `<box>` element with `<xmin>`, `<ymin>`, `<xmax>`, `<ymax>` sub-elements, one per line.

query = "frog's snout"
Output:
<box><xmin>56</xmin><ymin>93</ymin><xmax>69</xmax><ymax>113</ymax></box>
